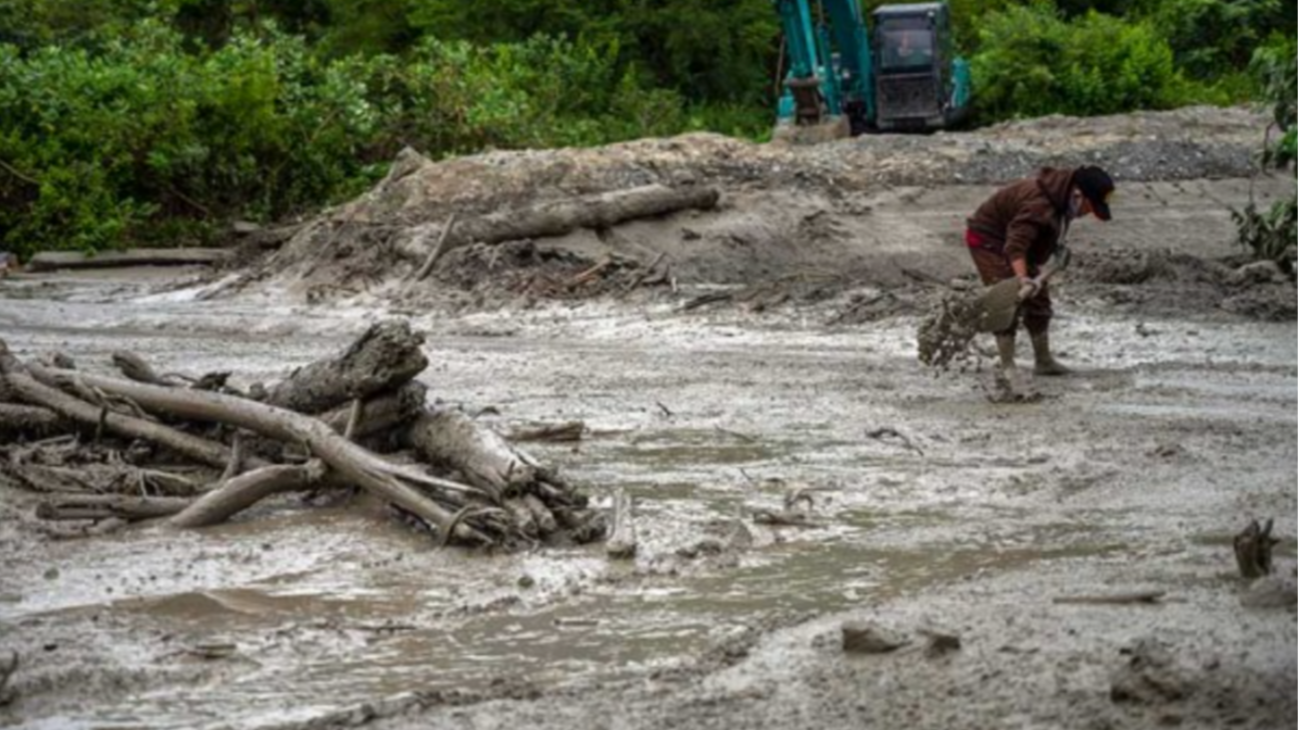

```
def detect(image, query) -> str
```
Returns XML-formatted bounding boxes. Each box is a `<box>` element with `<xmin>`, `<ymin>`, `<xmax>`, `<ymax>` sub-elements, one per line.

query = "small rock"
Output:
<box><xmin>920</xmin><ymin>627</ymin><xmax>962</xmax><ymax>657</ymax></box>
<box><xmin>841</xmin><ymin>620</ymin><xmax>909</xmax><ymax>654</ymax></box>
<box><xmin>676</xmin><ymin>538</ymin><xmax>725</xmax><ymax>560</ymax></box>
<box><xmin>231</xmin><ymin>220</ymin><xmax>262</xmax><ymax>236</ymax></box>
<box><xmin>42</xmin><ymin>567</ymin><xmax>58</xmax><ymax>581</ymax></box>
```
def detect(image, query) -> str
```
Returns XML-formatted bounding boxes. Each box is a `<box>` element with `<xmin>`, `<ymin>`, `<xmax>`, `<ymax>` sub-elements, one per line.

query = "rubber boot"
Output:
<box><xmin>994</xmin><ymin>333</ymin><xmax>1017</xmax><ymax>382</ymax></box>
<box><xmin>1031</xmin><ymin>331</ymin><xmax>1071</xmax><ymax>376</ymax></box>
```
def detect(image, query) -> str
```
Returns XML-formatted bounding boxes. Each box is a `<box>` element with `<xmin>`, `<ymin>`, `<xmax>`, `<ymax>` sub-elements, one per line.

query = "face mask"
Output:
<box><xmin>1067</xmin><ymin>192</ymin><xmax>1084</xmax><ymax>220</ymax></box>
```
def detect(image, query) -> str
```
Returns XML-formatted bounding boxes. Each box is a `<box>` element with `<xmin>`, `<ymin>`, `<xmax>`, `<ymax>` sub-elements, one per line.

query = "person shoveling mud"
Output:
<box><xmin>919</xmin><ymin>165</ymin><xmax>1115</xmax><ymax>400</ymax></box>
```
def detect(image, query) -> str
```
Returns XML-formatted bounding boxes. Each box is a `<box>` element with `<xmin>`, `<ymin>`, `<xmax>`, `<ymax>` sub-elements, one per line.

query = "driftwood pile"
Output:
<box><xmin>0</xmin><ymin>321</ymin><xmax>605</xmax><ymax>548</ymax></box>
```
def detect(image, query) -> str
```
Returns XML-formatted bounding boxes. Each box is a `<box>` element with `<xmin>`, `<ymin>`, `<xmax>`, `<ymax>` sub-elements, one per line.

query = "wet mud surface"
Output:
<box><xmin>1</xmin><ymin>169</ymin><xmax>1296</xmax><ymax>727</ymax></box>
<box><xmin>2</xmin><ymin>262</ymin><xmax>1294</xmax><ymax>729</ymax></box>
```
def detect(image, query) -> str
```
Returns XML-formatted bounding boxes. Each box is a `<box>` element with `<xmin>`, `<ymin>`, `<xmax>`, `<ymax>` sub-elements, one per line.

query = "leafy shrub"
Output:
<box><xmin>969</xmin><ymin>2</ymin><xmax>1218</xmax><ymax>122</ymax></box>
<box><xmin>0</xmin><ymin>26</ymin><xmax>712</xmax><ymax>258</ymax></box>
<box><xmin>1232</xmin><ymin>38</ymin><xmax>1297</xmax><ymax>274</ymax></box>
<box><xmin>1137</xmin><ymin>0</ymin><xmax>1284</xmax><ymax>80</ymax></box>
<box><xmin>0</xmin><ymin>21</ymin><xmax>381</xmax><ymax>257</ymax></box>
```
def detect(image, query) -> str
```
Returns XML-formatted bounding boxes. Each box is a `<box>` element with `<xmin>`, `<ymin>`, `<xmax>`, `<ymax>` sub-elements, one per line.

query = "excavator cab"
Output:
<box><xmin>772</xmin><ymin>0</ymin><xmax>970</xmax><ymax>140</ymax></box>
<box><xmin>872</xmin><ymin>3</ymin><xmax>970</xmax><ymax>131</ymax></box>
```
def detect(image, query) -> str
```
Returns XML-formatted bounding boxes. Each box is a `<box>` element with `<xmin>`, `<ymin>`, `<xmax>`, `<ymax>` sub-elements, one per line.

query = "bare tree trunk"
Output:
<box><xmin>398</xmin><ymin>185</ymin><xmax>721</xmax><ymax>266</ymax></box>
<box><xmin>26</xmin><ymin>248</ymin><xmax>231</xmax><ymax>272</ymax></box>
<box><xmin>265</xmin><ymin>320</ymin><xmax>428</xmax><ymax>415</ymax></box>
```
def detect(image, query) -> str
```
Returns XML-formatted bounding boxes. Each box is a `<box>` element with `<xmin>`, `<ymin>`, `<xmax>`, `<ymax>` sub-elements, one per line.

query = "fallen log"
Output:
<box><xmin>37</xmin><ymin>494</ymin><xmax>193</xmax><ymax>521</ymax></box>
<box><xmin>19</xmin><ymin>356</ymin><xmax>494</xmax><ymax>545</ymax></box>
<box><xmin>398</xmin><ymin>184</ymin><xmax>721</xmax><ymax>268</ymax></box>
<box><xmin>26</xmin><ymin>248</ymin><xmax>231</xmax><ymax>272</ymax></box>
<box><xmin>0</xmin><ymin>402</ymin><xmax>70</xmax><ymax>441</ymax></box>
<box><xmin>265</xmin><ymin>320</ymin><xmax>428</xmax><ymax>415</ymax></box>
<box><xmin>404</xmin><ymin>408</ymin><xmax>535</xmax><ymax>498</ymax></box>
<box><xmin>170</xmin><ymin>461</ymin><xmax>327</xmax><ymax>528</ymax></box>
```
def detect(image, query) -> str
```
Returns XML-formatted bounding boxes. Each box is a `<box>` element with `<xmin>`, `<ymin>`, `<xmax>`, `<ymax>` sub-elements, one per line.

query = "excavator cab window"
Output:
<box><xmin>878</xmin><ymin>17</ymin><xmax>935</xmax><ymax>73</ymax></box>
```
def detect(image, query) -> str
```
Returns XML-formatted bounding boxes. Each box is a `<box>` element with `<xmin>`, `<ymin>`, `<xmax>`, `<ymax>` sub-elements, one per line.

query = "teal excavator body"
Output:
<box><xmin>774</xmin><ymin>0</ymin><xmax>971</xmax><ymax>137</ymax></box>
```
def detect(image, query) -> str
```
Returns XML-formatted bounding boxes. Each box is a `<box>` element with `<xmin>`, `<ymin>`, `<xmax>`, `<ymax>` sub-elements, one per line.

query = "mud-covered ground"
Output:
<box><xmin>1</xmin><ymin>108</ymin><xmax>1296</xmax><ymax>730</ymax></box>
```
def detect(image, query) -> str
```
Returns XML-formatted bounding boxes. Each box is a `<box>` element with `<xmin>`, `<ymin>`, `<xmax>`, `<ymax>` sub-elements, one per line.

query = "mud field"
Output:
<box><xmin>1</xmin><ymin>107</ymin><xmax>1296</xmax><ymax>729</ymax></box>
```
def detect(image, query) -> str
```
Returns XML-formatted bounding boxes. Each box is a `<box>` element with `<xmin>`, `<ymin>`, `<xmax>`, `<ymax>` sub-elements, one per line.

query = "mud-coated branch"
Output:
<box><xmin>170</xmin><ymin>461</ymin><xmax>327</xmax><ymax>528</ymax></box>
<box><xmin>0</xmin><ymin>345</ymin><xmax>237</xmax><ymax>469</ymax></box>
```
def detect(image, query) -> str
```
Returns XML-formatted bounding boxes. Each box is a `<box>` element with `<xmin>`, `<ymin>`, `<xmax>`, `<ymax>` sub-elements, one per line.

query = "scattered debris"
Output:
<box><xmin>0</xmin><ymin>321</ymin><xmax>604</xmax><ymax>549</ymax></box>
<box><xmin>1110</xmin><ymin>639</ymin><xmax>1194</xmax><ymax>705</ymax></box>
<box><xmin>185</xmin><ymin>642</ymin><xmax>238</xmax><ymax>660</ymax></box>
<box><xmin>865</xmin><ymin>426</ymin><xmax>924</xmax><ymax>456</ymax></box>
<box><xmin>841</xmin><ymin>621</ymin><xmax>909</xmax><ymax>654</ymax></box>
<box><xmin>1233</xmin><ymin>519</ymin><xmax>1279</xmax><ymax>579</ymax></box>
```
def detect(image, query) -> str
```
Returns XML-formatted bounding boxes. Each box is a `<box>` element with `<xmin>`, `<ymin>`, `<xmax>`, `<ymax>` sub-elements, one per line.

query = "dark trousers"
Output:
<box><xmin>968</xmin><ymin>246</ymin><xmax>1052</xmax><ymax>336</ymax></box>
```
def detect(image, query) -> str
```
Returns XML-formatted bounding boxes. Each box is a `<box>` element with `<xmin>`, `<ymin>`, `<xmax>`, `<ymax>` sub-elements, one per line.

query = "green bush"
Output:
<box><xmin>1137</xmin><ymin>0</ymin><xmax>1284</xmax><ymax>81</ymax></box>
<box><xmin>0</xmin><ymin>25</ymin><xmax>713</xmax><ymax>258</ymax></box>
<box><xmin>969</xmin><ymin>2</ymin><xmax>1221</xmax><ymax>122</ymax></box>
<box><xmin>1232</xmin><ymin>37</ymin><xmax>1297</xmax><ymax>273</ymax></box>
<box><xmin>0</xmin><ymin>21</ymin><xmax>381</xmax><ymax>257</ymax></box>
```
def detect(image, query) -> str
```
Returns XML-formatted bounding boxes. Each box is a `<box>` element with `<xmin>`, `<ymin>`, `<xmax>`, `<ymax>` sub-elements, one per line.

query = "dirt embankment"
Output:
<box><xmin>227</xmin><ymin>105</ymin><xmax>1293</xmax><ymax>322</ymax></box>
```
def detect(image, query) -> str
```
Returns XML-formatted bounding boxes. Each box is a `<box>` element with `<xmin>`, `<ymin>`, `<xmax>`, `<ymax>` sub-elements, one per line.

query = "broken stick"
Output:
<box><xmin>1052</xmin><ymin>590</ymin><xmax>1166</xmax><ymax>605</ymax></box>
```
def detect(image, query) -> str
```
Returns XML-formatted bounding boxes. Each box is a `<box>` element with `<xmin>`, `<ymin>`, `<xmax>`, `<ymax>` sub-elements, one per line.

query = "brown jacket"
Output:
<box><xmin>966</xmin><ymin>167</ymin><xmax>1075</xmax><ymax>265</ymax></box>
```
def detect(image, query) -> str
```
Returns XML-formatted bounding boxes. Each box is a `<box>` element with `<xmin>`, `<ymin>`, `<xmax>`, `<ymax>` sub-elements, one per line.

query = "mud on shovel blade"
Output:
<box><xmin>969</xmin><ymin>253</ymin><xmax>1065</xmax><ymax>334</ymax></box>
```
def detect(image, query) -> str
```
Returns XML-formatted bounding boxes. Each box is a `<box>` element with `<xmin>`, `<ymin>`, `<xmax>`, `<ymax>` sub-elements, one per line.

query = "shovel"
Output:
<box><xmin>969</xmin><ymin>247</ymin><xmax>1071</xmax><ymax>334</ymax></box>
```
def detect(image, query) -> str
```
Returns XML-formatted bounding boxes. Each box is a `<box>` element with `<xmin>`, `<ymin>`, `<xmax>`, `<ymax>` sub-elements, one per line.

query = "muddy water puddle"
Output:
<box><xmin>10</xmin><ymin>507</ymin><xmax>1123</xmax><ymax>730</ymax></box>
<box><xmin>4</xmin><ymin>417</ymin><xmax>1134</xmax><ymax>729</ymax></box>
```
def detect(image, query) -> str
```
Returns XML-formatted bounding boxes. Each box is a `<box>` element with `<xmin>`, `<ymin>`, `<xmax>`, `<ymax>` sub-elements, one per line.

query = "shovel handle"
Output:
<box><xmin>1016</xmin><ymin>258</ymin><xmax>1062</xmax><ymax>301</ymax></box>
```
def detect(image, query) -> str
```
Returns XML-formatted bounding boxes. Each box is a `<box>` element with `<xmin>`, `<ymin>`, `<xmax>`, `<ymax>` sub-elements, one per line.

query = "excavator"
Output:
<box><xmin>773</xmin><ymin>0</ymin><xmax>971</xmax><ymax>138</ymax></box>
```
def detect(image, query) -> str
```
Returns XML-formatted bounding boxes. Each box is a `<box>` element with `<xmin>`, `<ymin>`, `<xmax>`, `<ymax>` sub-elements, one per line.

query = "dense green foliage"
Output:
<box><xmin>0</xmin><ymin>0</ymin><xmax>1290</xmax><ymax>257</ymax></box>
<box><xmin>971</xmin><ymin>3</ymin><xmax>1193</xmax><ymax>119</ymax></box>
